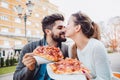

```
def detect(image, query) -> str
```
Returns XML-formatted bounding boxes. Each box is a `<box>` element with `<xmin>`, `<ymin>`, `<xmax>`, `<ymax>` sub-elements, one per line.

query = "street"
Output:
<box><xmin>0</xmin><ymin>53</ymin><xmax>120</xmax><ymax>80</ymax></box>
<box><xmin>109</xmin><ymin>53</ymin><xmax>120</xmax><ymax>72</ymax></box>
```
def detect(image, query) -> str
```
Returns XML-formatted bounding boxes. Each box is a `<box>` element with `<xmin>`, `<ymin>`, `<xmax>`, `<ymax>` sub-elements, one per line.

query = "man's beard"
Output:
<box><xmin>52</xmin><ymin>32</ymin><xmax>66</xmax><ymax>42</ymax></box>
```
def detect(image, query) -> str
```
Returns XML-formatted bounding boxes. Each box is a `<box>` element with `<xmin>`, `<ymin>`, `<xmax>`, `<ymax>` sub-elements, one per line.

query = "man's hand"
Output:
<box><xmin>22</xmin><ymin>53</ymin><xmax>36</xmax><ymax>71</ymax></box>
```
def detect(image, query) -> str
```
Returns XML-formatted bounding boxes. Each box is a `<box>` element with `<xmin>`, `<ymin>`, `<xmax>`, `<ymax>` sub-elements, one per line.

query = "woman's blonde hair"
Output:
<box><xmin>92</xmin><ymin>22</ymin><xmax>101</xmax><ymax>40</ymax></box>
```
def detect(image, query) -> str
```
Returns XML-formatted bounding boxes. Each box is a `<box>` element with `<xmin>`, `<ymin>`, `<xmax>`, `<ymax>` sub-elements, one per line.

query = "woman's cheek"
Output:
<box><xmin>65</xmin><ymin>30</ymin><xmax>70</xmax><ymax>37</ymax></box>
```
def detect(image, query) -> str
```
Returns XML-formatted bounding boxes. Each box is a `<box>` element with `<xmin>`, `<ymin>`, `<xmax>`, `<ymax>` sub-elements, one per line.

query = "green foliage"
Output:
<box><xmin>13</xmin><ymin>58</ymin><xmax>18</xmax><ymax>63</ymax></box>
<box><xmin>0</xmin><ymin>57</ymin><xmax>4</xmax><ymax>67</ymax></box>
<box><xmin>5</xmin><ymin>58</ymin><xmax>9</xmax><ymax>67</ymax></box>
<box><xmin>9</xmin><ymin>58</ymin><xmax>13</xmax><ymax>66</ymax></box>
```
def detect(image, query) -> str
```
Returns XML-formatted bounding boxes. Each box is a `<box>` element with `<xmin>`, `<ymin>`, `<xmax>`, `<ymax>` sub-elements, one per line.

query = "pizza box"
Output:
<box><xmin>34</xmin><ymin>56</ymin><xmax>52</xmax><ymax>65</ymax></box>
<box><xmin>47</xmin><ymin>63</ymin><xmax>87</xmax><ymax>80</ymax></box>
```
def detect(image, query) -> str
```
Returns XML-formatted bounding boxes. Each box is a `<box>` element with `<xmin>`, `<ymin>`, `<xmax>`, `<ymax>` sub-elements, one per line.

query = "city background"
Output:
<box><xmin>0</xmin><ymin>0</ymin><xmax>120</xmax><ymax>80</ymax></box>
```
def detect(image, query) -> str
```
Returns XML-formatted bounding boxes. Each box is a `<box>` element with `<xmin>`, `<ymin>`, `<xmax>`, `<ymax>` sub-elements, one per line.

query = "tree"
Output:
<box><xmin>108</xmin><ymin>16</ymin><xmax>120</xmax><ymax>52</ymax></box>
<box><xmin>99</xmin><ymin>16</ymin><xmax>120</xmax><ymax>52</ymax></box>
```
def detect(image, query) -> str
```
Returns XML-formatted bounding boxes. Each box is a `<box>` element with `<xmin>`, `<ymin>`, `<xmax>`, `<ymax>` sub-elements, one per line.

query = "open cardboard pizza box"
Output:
<box><xmin>34</xmin><ymin>56</ymin><xmax>52</xmax><ymax>65</ymax></box>
<box><xmin>47</xmin><ymin>63</ymin><xmax>87</xmax><ymax>80</ymax></box>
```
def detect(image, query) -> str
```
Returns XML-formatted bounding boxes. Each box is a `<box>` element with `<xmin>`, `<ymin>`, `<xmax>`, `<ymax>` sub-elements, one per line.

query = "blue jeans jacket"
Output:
<box><xmin>34</xmin><ymin>64</ymin><xmax>53</xmax><ymax>80</ymax></box>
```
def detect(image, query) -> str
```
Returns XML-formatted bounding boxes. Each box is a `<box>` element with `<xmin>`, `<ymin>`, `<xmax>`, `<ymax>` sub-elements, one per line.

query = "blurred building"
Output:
<box><xmin>0</xmin><ymin>0</ymin><xmax>60</xmax><ymax>59</ymax></box>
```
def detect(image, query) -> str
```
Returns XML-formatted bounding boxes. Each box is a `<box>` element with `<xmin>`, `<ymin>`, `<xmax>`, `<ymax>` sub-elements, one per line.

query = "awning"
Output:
<box><xmin>14</xmin><ymin>45</ymin><xmax>24</xmax><ymax>49</ymax></box>
<box><xmin>0</xmin><ymin>45</ymin><xmax>11</xmax><ymax>49</ymax></box>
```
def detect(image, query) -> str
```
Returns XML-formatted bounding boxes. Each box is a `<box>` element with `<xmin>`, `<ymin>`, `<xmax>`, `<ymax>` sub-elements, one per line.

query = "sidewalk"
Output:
<box><xmin>0</xmin><ymin>72</ymin><xmax>13</xmax><ymax>80</ymax></box>
<box><xmin>108</xmin><ymin>52</ymin><xmax>120</xmax><ymax>72</ymax></box>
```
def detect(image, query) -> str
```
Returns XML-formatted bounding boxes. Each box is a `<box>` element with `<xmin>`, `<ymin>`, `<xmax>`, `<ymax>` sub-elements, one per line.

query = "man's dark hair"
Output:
<box><xmin>41</xmin><ymin>13</ymin><xmax>64</xmax><ymax>36</ymax></box>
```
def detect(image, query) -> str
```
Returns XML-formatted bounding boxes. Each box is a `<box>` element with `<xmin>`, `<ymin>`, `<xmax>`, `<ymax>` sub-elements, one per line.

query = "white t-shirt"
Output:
<box><xmin>69</xmin><ymin>38</ymin><xmax>113</xmax><ymax>80</ymax></box>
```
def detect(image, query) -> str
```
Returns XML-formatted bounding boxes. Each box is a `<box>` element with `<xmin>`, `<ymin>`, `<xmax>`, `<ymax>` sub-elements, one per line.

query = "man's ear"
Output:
<box><xmin>45</xmin><ymin>29</ymin><xmax>51</xmax><ymax>35</ymax></box>
<box><xmin>75</xmin><ymin>25</ymin><xmax>81</xmax><ymax>32</ymax></box>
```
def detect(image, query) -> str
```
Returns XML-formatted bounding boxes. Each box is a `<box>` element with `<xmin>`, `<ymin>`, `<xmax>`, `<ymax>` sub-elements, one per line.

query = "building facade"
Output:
<box><xmin>0</xmin><ymin>0</ymin><xmax>60</xmax><ymax>59</ymax></box>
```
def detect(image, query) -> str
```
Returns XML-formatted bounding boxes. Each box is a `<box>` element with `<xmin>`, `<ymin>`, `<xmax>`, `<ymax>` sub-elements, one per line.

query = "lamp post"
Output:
<box><xmin>15</xmin><ymin>0</ymin><xmax>34</xmax><ymax>38</ymax></box>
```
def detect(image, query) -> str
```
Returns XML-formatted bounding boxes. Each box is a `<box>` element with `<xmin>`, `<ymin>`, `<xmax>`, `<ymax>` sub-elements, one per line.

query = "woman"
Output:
<box><xmin>65</xmin><ymin>11</ymin><xmax>112</xmax><ymax>80</ymax></box>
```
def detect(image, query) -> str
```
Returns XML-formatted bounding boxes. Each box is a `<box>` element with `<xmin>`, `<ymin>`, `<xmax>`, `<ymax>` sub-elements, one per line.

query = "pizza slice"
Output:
<box><xmin>33</xmin><ymin>46</ymin><xmax>64</xmax><ymax>61</ymax></box>
<box><xmin>50</xmin><ymin>58</ymin><xmax>90</xmax><ymax>74</ymax></box>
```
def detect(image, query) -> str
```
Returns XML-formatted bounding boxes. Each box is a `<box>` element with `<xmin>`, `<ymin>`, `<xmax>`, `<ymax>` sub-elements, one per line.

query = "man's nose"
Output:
<box><xmin>60</xmin><ymin>31</ymin><xmax>65</xmax><ymax>35</ymax></box>
<box><xmin>61</xmin><ymin>29</ymin><xmax>66</xmax><ymax>33</ymax></box>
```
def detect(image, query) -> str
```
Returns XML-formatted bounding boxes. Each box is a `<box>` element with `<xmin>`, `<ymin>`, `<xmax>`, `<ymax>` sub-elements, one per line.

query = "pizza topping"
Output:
<box><xmin>50</xmin><ymin>58</ymin><xmax>90</xmax><ymax>74</ymax></box>
<box><xmin>33</xmin><ymin>46</ymin><xmax>64</xmax><ymax>61</ymax></box>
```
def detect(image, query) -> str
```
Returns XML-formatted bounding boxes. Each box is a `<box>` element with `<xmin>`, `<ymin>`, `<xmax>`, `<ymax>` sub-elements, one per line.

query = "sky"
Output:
<box><xmin>49</xmin><ymin>0</ymin><xmax>120</xmax><ymax>23</ymax></box>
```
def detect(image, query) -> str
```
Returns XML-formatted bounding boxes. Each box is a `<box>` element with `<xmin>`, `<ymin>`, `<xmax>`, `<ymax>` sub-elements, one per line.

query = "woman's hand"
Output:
<box><xmin>82</xmin><ymin>70</ymin><xmax>92</xmax><ymax>80</ymax></box>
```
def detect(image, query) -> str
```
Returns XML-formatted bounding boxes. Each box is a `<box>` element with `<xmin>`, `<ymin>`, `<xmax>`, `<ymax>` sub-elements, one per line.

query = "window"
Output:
<box><xmin>0</xmin><ymin>16</ymin><xmax>8</xmax><ymax>21</ymax></box>
<box><xmin>48</xmin><ymin>10</ymin><xmax>52</xmax><ymax>14</ymax></box>
<box><xmin>15</xmin><ymin>17</ymin><xmax>21</xmax><ymax>23</ymax></box>
<box><xmin>26</xmin><ymin>21</ymin><xmax>31</xmax><ymax>25</ymax></box>
<box><xmin>35</xmin><ymin>23</ymin><xmax>39</xmax><ymax>27</ymax></box>
<box><xmin>35</xmin><ymin>13</ymin><xmax>40</xmax><ymax>17</ymax></box>
<box><xmin>27</xmin><ymin>30</ymin><xmax>31</xmax><ymax>36</ymax></box>
<box><xmin>1</xmin><ymin>28</ymin><xmax>8</xmax><ymax>33</ymax></box>
<box><xmin>15</xmin><ymin>41</ymin><xmax>22</xmax><ymax>45</ymax></box>
<box><xmin>4</xmin><ymin>40</ymin><xmax>9</xmax><ymax>46</ymax></box>
<box><xmin>13</xmin><ymin>6</ymin><xmax>17</xmax><ymax>12</ymax></box>
<box><xmin>1</xmin><ymin>2</ymin><xmax>9</xmax><ymax>9</ymax></box>
<box><xmin>16</xmin><ymin>0</ymin><xmax>21</xmax><ymax>1</ymax></box>
<box><xmin>15</xmin><ymin>28</ymin><xmax>21</xmax><ymax>34</ymax></box>
<box><xmin>42</xmin><ymin>6</ymin><xmax>46</xmax><ymax>10</ymax></box>
<box><xmin>36</xmin><ymin>31</ymin><xmax>40</xmax><ymax>36</ymax></box>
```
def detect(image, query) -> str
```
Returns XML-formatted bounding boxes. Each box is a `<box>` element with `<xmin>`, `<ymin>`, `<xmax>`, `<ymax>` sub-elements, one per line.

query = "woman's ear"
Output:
<box><xmin>45</xmin><ymin>29</ymin><xmax>51</xmax><ymax>35</ymax></box>
<box><xmin>75</xmin><ymin>25</ymin><xmax>81</xmax><ymax>32</ymax></box>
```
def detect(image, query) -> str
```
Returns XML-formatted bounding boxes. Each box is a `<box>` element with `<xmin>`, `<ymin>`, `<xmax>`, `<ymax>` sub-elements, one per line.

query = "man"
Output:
<box><xmin>13</xmin><ymin>13</ymin><xmax>68</xmax><ymax>80</ymax></box>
